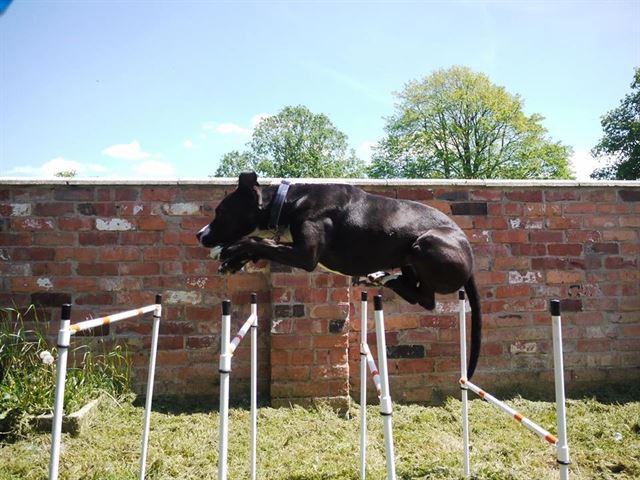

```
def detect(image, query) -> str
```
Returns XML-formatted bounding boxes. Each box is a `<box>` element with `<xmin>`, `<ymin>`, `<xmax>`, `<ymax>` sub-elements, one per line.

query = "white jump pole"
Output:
<box><xmin>551</xmin><ymin>300</ymin><xmax>571</xmax><ymax>480</ymax></box>
<box><xmin>48</xmin><ymin>304</ymin><xmax>71</xmax><ymax>480</ymax></box>
<box><xmin>218</xmin><ymin>299</ymin><xmax>232</xmax><ymax>480</ymax></box>
<box><xmin>218</xmin><ymin>294</ymin><xmax>259</xmax><ymax>480</ymax></box>
<box><xmin>250</xmin><ymin>293</ymin><xmax>258</xmax><ymax>480</ymax></box>
<box><xmin>459</xmin><ymin>290</ymin><xmax>471</xmax><ymax>478</ymax></box>
<box><xmin>373</xmin><ymin>295</ymin><xmax>397</xmax><ymax>480</ymax></box>
<box><xmin>49</xmin><ymin>298</ymin><xmax>162</xmax><ymax>480</ymax></box>
<box><xmin>139</xmin><ymin>294</ymin><xmax>163</xmax><ymax>480</ymax></box>
<box><xmin>359</xmin><ymin>291</ymin><xmax>368</xmax><ymax>480</ymax></box>
<box><xmin>459</xmin><ymin>297</ymin><xmax>571</xmax><ymax>479</ymax></box>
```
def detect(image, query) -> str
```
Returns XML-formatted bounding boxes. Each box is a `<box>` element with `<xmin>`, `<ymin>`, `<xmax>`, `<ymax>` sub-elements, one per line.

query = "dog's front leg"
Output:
<box><xmin>220</xmin><ymin>221</ymin><xmax>326</xmax><ymax>273</ymax></box>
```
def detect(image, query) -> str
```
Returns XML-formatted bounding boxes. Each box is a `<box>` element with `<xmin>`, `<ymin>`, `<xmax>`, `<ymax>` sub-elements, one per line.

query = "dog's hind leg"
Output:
<box><xmin>376</xmin><ymin>265</ymin><xmax>437</xmax><ymax>308</ymax></box>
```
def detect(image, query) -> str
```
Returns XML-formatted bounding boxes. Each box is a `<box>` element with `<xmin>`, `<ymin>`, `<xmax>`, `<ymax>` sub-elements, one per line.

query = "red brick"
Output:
<box><xmin>77</xmin><ymin>262</ymin><xmax>119</xmax><ymax>276</ymax></box>
<box><xmin>137</xmin><ymin>217</ymin><xmax>167</xmax><ymax>230</ymax></box>
<box><xmin>100</xmin><ymin>246</ymin><xmax>141</xmax><ymax>262</ymax></box>
<box><xmin>55</xmin><ymin>247</ymin><xmax>98</xmax><ymax>262</ymax></box>
<box><xmin>34</xmin><ymin>232</ymin><xmax>75</xmax><ymax>245</ymax></box>
<box><xmin>141</xmin><ymin>187</ymin><xmax>178</xmax><ymax>202</ymax></box>
<box><xmin>548</xmin><ymin>244</ymin><xmax>583</xmax><ymax>256</ymax></box>
<box><xmin>143</xmin><ymin>246</ymin><xmax>180</xmax><ymax>261</ymax></box>
<box><xmin>58</xmin><ymin>217</ymin><xmax>93</xmax><ymax>231</ymax></box>
<box><xmin>33</xmin><ymin>202</ymin><xmax>75</xmax><ymax>216</ymax></box>
<box><xmin>546</xmin><ymin>271</ymin><xmax>583</xmax><ymax>284</ymax></box>
<box><xmin>119</xmin><ymin>231</ymin><xmax>162</xmax><ymax>245</ymax></box>
<box><xmin>119</xmin><ymin>263</ymin><xmax>161</xmax><ymax>276</ymax></box>
<box><xmin>492</xmin><ymin>230</ymin><xmax>528</xmax><ymax>243</ymax></box>
<box><xmin>79</xmin><ymin>231</ymin><xmax>118</xmax><ymax>246</ymax></box>
<box><xmin>164</xmin><ymin>232</ymin><xmax>199</xmax><ymax>245</ymax></box>
<box><xmin>505</xmin><ymin>191</ymin><xmax>543</xmax><ymax>202</ymax></box>
<box><xmin>114</xmin><ymin>187</ymin><xmax>140</xmax><ymax>201</ymax></box>
<box><xmin>12</xmin><ymin>247</ymin><xmax>56</xmax><ymax>261</ymax></box>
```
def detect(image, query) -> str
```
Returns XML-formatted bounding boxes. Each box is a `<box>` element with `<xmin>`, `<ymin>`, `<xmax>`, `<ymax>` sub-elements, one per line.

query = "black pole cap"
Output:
<box><xmin>374</xmin><ymin>295</ymin><xmax>383</xmax><ymax>311</ymax></box>
<box><xmin>459</xmin><ymin>290</ymin><xmax>465</xmax><ymax>300</ymax></box>
<box><xmin>251</xmin><ymin>292</ymin><xmax>257</xmax><ymax>304</ymax></box>
<box><xmin>550</xmin><ymin>299</ymin><xmax>561</xmax><ymax>316</ymax></box>
<box><xmin>61</xmin><ymin>304</ymin><xmax>72</xmax><ymax>321</ymax></box>
<box><xmin>155</xmin><ymin>294</ymin><xmax>162</xmax><ymax>305</ymax></box>
<box><xmin>361</xmin><ymin>291</ymin><xmax>368</xmax><ymax>302</ymax></box>
<box><xmin>222</xmin><ymin>299</ymin><xmax>231</xmax><ymax>316</ymax></box>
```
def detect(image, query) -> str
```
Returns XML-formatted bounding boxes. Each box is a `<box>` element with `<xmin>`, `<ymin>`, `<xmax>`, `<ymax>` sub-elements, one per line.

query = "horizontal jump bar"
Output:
<box><xmin>69</xmin><ymin>304</ymin><xmax>158</xmax><ymax>335</ymax></box>
<box><xmin>460</xmin><ymin>378</ymin><xmax>558</xmax><ymax>445</ymax></box>
<box><xmin>361</xmin><ymin>343</ymin><xmax>382</xmax><ymax>397</ymax></box>
<box><xmin>230</xmin><ymin>314</ymin><xmax>257</xmax><ymax>354</ymax></box>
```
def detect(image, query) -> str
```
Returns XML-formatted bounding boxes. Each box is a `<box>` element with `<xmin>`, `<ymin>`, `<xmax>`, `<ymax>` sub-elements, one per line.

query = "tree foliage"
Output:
<box><xmin>590</xmin><ymin>67</ymin><xmax>640</xmax><ymax>180</ymax></box>
<box><xmin>369</xmin><ymin>66</ymin><xmax>573</xmax><ymax>180</ymax></box>
<box><xmin>215</xmin><ymin>105</ymin><xmax>365</xmax><ymax>178</ymax></box>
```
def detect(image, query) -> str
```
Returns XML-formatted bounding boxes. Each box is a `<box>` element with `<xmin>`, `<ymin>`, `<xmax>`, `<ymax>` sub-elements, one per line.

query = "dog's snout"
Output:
<box><xmin>196</xmin><ymin>225</ymin><xmax>210</xmax><ymax>245</ymax></box>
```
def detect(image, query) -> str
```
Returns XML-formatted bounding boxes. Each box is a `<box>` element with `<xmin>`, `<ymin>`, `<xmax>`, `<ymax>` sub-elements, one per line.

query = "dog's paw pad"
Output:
<box><xmin>367</xmin><ymin>271</ymin><xmax>389</xmax><ymax>284</ymax></box>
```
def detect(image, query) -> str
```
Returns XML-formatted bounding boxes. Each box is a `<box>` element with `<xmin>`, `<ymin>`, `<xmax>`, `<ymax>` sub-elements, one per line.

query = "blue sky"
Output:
<box><xmin>1</xmin><ymin>1</ymin><xmax>639</xmax><ymax>180</ymax></box>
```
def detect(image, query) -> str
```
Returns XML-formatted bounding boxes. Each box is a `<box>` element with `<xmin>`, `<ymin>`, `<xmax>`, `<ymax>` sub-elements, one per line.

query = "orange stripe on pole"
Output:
<box><xmin>514</xmin><ymin>413</ymin><xmax>523</xmax><ymax>422</ymax></box>
<box><xmin>545</xmin><ymin>434</ymin><xmax>558</xmax><ymax>444</ymax></box>
<box><xmin>479</xmin><ymin>390</ymin><xmax>486</xmax><ymax>398</ymax></box>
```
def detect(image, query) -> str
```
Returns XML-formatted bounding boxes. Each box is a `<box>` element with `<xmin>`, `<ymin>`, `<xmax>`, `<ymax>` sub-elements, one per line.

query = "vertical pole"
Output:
<box><xmin>359</xmin><ymin>291</ymin><xmax>368</xmax><ymax>480</ymax></box>
<box><xmin>218</xmin><ymin>300</ymin><xmax>232</xmax><ymax>480</ymax></box>
<box><xmin>550</xmin><ymin>300</ymin><xmax>570</xmax><ymax>480</ymax></box>
<box><xmin>250</xmin><ymin>293</ymin><xmax>258</xmax><ymax>480</ymax></box>
<box><xmin>374</xmin><ymin>295</ymin><xmax>397</xmax><ymax>480</ymax></box>
<box><xmin>49</xmin><ymin>304</ymin><xmax>72</xmax><ymax>480</ymax></box>
<box><xmin>139</xmin><ymin>294</ymin><xmax>162</xmax><ymax>480</ymax></box>
<box><xmin>459</xmin><ymin>290</ymin><xmax>471</xmax><ymax>478</ymax></box>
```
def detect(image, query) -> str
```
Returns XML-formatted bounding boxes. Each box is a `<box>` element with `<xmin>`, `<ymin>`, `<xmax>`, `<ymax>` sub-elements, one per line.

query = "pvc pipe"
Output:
<box><xmin>139</xmin><ymin>294</ymin><xmax>162</xmax><ymax>480</ymax></box>
<box><xmin>68</xmin><ymin>304</ymin><xmax>156</xmax><ymax>334</ymax></box>
<box><xmin>218</xmin><ymin>299</ymin><xmax>232</xmax><ymax>480</ymax></box>
<box><xmin>362</xmin><ymin>344</ymin><xmax>382</xmax><ymax>397</ymax></box>
<box><xmin>49</xmin><ymin>304</ymin><xmax>71</xmax><ymax>480</ymax></box>
<box><xmin>374</xmin><ymin>295</ymin><xmax>397</xmax><ymax>480</ymax></box>
<box><xmin>230</xmin><ymin>313</ymin><xmax>257</xmax><ymax>354</ymax></box>
<box><xmin>359</xmin><ymin>291</ymin><xmax>368</xmax><ymax>480</ymax></box>
<box><xmin>551</xmin><ymin>300</ymin><xmax>571</xmax><ymax>480</ymax></box>
<box><xmin>459</xmin><ymin>290</ymin><xmax>471</xmax><ymax>478</ymax></box>
<box><xmin>250</xmin><ymin>293</ymin><xmax>258</xmax><ymax>480</ymax></box>
<box><xmin>460</xmin><ymin>378</ymin><xmax>558</xmax><ymax>445</ymax></box>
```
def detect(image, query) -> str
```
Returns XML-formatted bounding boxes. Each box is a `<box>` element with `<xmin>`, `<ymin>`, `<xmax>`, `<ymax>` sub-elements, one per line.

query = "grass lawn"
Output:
<box><xmin>1</xmin><ymin>395</ymin><xmax>638</xmax><ymax>479</ymax></box>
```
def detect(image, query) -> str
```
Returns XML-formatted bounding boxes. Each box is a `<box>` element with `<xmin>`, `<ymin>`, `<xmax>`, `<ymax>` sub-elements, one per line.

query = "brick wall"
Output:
<box><xmin>1</xmin><ymin>179</ymin><xmax>639</xmax><ymax>406</ymax></box>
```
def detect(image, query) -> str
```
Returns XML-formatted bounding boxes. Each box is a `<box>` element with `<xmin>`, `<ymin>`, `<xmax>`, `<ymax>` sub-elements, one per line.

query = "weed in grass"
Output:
<box><xmin>0</xmin><ymin>305</ymin><xmax>132</xmax><ymax>441</ymax></box>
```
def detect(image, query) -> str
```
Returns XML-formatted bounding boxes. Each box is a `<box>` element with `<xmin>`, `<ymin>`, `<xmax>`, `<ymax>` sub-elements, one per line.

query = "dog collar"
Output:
<box><xmin>268</xmin><ymin>180</ymin><xmax>290</xmax><ymax>231</ymax></box>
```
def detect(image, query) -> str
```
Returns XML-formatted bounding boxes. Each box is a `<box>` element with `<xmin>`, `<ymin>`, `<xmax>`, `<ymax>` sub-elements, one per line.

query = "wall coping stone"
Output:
<box><xmin>2</xmin><ymin>177</ymin><xmax>640</xmax><ymax>188</ymax></box>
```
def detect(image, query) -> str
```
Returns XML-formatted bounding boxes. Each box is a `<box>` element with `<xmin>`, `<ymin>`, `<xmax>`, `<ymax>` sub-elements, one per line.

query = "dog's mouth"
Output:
<box><xmin>210</xmin><ymin>245</ymin><xmax>223</xmax><ymax>260</ymax></box>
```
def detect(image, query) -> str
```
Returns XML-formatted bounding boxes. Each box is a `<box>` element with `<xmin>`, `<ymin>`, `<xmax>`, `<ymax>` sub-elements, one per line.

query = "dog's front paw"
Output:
<box><xmin>219</xmin><ymin>257</ymin><xmax>248</xmax><ymax>275</ymax></box>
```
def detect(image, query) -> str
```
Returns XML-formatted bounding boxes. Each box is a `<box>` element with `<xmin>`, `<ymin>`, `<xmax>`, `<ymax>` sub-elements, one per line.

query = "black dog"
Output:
<box><xmin>197</xmin><ymin>172</ymin><xmax>481</xmax><ymax>378</ymax></box>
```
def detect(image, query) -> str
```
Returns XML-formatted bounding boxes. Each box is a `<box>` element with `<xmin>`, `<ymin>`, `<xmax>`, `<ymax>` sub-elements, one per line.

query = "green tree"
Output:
<box><xmin>590</xmin><ymin>67</ymin><xmax>640</xmax><ymax>180</ymax></box>
<box><xmin>54</xmin><ymin>170</ymin><xmax>77</xmax><ymax>178</ymax></box>
<box><xmin>215</xmin><ymin>105</ymin><xmax>365</xmax><ymax>178</ymax></box>
<box><xmin>369</xmin><ymin>66</ymin><xmax>573</xmax><ymax>180</ymax></box>
<box><xmin>213</xmin><ymin>151</ymin><xmax>255</xmax><ymax>178</ymax></box>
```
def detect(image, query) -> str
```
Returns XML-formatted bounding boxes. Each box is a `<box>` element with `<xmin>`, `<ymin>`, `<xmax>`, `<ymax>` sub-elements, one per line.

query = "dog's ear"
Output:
<box><xmin>237</xmin><ymin>171</ymin><xmax>262</xmax><ymax>208</ymax></box>
<box><xmin>238</xmin><ymin>171</ymin><xmax>259</xmax><ymax>191</ymax></box>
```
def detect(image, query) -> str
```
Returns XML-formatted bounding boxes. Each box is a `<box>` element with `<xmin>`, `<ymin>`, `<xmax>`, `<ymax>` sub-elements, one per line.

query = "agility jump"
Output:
<box><xmin>218</xmin><ymin>294</ymin><xmax>258</xmax><ymax>480</ymax></box>
<box><xmin>49</xmin><ymin>295</ymin><xmax>162</xmax><ymax>480</ymax></box>
<box><xmin>359</xmin><ymin>292</ymin><xmax>397</xmax><ymax>480</ymax></box>
<box><xmin>458</xmin><ymin>292</ymin><xmax>571</xmax><ymax>479</ymax></box>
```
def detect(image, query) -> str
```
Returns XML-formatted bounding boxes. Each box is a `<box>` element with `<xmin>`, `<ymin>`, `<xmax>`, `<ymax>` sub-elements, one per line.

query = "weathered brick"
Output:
<box><xmin>450</xmin><ymin>202</ymin><xmax>488</xmax><ymax>216</ymax></box>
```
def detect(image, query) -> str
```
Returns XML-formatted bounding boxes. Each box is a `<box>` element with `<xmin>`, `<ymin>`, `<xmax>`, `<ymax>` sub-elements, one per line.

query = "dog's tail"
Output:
<box><xmin>464</xmin><ymin>274</ymin><xmax>482</xmax><ymax>379</ymax></box>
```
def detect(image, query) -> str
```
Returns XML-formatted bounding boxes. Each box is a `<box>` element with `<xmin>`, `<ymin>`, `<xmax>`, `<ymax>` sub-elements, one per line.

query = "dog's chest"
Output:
<box><xmin>249</xmin><ymin>227</ymin><xmax>293</xmax><ymax>243</ymax></box>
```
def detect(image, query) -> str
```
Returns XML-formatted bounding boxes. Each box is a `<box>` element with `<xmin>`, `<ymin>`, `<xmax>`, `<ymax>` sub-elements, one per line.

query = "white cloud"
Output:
<box><xmin>184</xmin><ymin>139</ymin><xmax>194</xmax><ymax>149</ymax></box>
<box><xmin>201</xmin><ymin>114</ymin><xmax>270</xmax><ymax>137</ymax></box>
<box><xmin>8</xmin><ymin>157</ymin><xmax>109</xmax><ymax>177</ymax></box>
<box><xmin>215</xmin><ymin>123</ymin><xmax>251</xmax><ymax>136</ymax></box>
<box><xmin>251</xmin><ymin>113</ymin><xmax>271</xmax><ymax>127</ymax></box>
<box><xmin>102</xmin><ymin>140</ymin><xmax>150</xmax><ymax>160</ymax></box>
<box><xmin>356</xmin><ymin>141</ymin><xmax>376</xmax><ymax>164</ymax></box>
<box><xmin>570</xmin><ymin>148</ymin><xmax>602</xmax><ymax>181</ymax></box>
<box><xmin>131</xmin><ymin>160</ymin><xmax>176</xmax><ymax>178</ymax></box>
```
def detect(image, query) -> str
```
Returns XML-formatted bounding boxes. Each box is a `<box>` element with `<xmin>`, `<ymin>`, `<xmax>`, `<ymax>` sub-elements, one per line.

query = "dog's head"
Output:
<box><xmin>196</xmin><ymin>171</ymin><xmax>262</xmax><ymax>258</ymax></box>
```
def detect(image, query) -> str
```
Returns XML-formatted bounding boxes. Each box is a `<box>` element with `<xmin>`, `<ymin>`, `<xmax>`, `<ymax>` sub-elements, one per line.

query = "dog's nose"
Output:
<box><xmin>196</xmin><ymin>225</ymin><xmax>210</xmax><ymax>245</ymax></box>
